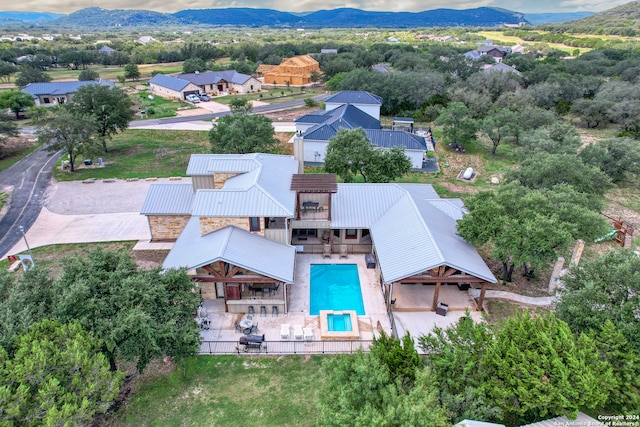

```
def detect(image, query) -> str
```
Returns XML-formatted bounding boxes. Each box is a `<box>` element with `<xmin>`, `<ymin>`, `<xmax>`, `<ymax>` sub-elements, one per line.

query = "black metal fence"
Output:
<box><xmin>199</xmin><ymin>340</ymin><xmax>373</xmax><ymax>355</ymax></box>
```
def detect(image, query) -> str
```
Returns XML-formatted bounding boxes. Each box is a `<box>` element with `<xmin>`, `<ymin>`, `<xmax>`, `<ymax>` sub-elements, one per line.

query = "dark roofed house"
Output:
<box><xmin>21</xmin><ymin>79</ymin><xmax>115</xmax><ymax>107</ymax></box>
<box><xmin>293</xmin><ymin>91</ymin><xmax>428</xmax><ymax>169</ymax></box>
<box><xmin>178</xmin><ymin>70</ymin><xmax>262</xmax><ymax>95</ymax></box>
<box><xmin>466</xmin><ymin>45</ymin><xmax>511</xmax><ymax>63</ymax></box>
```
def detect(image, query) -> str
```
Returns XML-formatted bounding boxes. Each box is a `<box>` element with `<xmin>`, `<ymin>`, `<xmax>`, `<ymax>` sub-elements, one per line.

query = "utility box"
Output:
<box><xmin>365</xmin><ymin>253</ymin><xmax>376</xmax><ymax>269</ymax></box>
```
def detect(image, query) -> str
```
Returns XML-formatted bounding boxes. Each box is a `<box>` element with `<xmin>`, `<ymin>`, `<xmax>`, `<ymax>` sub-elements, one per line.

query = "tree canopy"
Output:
<box><xmin>66</xmin><ymin>84</ymin><xmax>135</xmax><ymax>152</ymax></box>
<box><xmin>579</xmin><ymin>137</ymin><xmax>640</xmax><ymax>182</ymax></box>
<box><xmin>124</xmin><ymin>63</ymin><xmax>140</xmax><ymax>80</ymax></box>
<box><xmin>78</xmin><ymin>68</ymin><xmax>100</xmax><ymax>81</ymax></box>
<box><xmin>324</xmin><ymin>128</ymin><xmax>411</xmax><ymax>183</ymax></box>
<box><xmin>14</xmin><ymin>67</ymin><xmax>51</xmax><ymax>88</ymax></box>
<box><xmin>37</xmin><ymin>109</ymin><xmax>99</xmax><ymax>172</ymax></box>
<box><xmin>457</xmin><ymin>182</ymin><xmax>608</xmax><ymax>281</ymax></box>
<box><xmin>0</xmin><ymin>320</ymin><xmax>123</xmax><ymax>427</ymax></box>
<box><xmin>0</xmin><ymin>90</ymin><xmax>35</xmax><ymax>120</ymax></box>
<box><xmin>209</xmin><ymin>113</ymin><xmax>278</xmax><ymax>154</ymax></box>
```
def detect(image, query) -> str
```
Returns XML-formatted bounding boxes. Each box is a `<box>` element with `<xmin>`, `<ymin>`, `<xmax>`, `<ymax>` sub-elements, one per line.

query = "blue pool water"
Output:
<box><xmin>327</xmin><ymin>314</ymin><xmax>352</xmax><ymax>332</ymax></box>
<box><xmin>310</xmin><ymin>264</ymin><xmax>365</xmax><ymax>315</ymax></box>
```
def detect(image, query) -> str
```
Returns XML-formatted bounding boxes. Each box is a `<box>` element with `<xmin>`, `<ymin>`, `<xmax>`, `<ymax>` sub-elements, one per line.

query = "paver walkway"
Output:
<box><xmin>469</xmin><ymin>289</ymin><xmax>556</xmax><ymax>306</ymax></box>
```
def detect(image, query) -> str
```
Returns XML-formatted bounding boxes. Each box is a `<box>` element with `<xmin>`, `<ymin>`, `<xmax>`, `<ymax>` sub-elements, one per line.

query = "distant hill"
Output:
<box><xmin>51</xmin><ymin>7</ymin><xmax>178</xmax><ymax>27</ymax></box>
<box><xmin>0</xmin><ymin>11</ymin><xmax>64</xmax><ymax>23</ymax></box>
<box><xmin>546</xmin><ymin>1</ymin><xmax>640</xmax><ymax>35</ymax></box>
<box><xmin>524</xmin><ymin>12</ymin><xmax>595</xmax><ymax>25</ymax></box>
<box><xmin>176</xmin><ymin>7</ymin><xmax>526</xmax><ymax>28</ymax></box>
<box><xmin>42</xmin><ymin>6</ymin><xmax>525</xmax><ymax>28</ymax></box>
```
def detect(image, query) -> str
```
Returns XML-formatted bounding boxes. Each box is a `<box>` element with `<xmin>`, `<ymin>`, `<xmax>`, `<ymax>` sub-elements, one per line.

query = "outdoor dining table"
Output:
<box><xmin>239</xmin><ymin>318</ymin><xmax>253</xmax><ymax>334</ymax></box>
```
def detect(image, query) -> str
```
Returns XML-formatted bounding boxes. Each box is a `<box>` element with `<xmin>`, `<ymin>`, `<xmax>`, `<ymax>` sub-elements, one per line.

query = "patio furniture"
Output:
<box><xmin>239</xmin><ymin>334</ymin><xmax>265</xmax><ymax>352</ymax></box>
<box><xmin>280</xmin><ymin>324</ymin><xmax>290</xmax><ymax>340</ymax></box>
<box><xmin>247</xmin><ymin>306</ymin><xmax>254</xmax><ymax>315</ymax></box>
<box><xmin>339</xmin><ymin>245</ymin><xmax>348</xmax><ymax>259</ymax></box>
<box><xmin>272</xmin><ymin>306</ymin><xmax>278</xmax><ymax>317</ymax></box>
<box><xmin>250</xmin><ymin>323</ymin><xmax>258</xmax><ymax>334</ymax></box>
<box><xmin>240</xmin><ymin>318</ymin><xmax>253</xmax><ymax>335</ymax></box>
<box><xmin>323</xmin><ymin>244</ymin><xmax>331</xmax><ymax>259</ymax></box>
<box><xmin>302</xmin><ymin>201</ymin><xmax>319</xmax><ymax>213</ymax></box>
<box><xmin>321</xmin><ymin>230</ymin><xmax>330</xmax><ymax>244</ymax></box>
<box><xmin>436</xmin><ymin>301</ymin><xmax>449</xmax><ymax>317</ymax></box>
<box><xmin>260</xmin><ymin>306</ymin><xmax>267</xmax><ymax>317</ymax></box>
<box><xmin>457</xmin><ymin>282</ymin><xmax>471</xmax><ymax>291</ymax></box>
<box><xmin>303</xmin><ymin>327</ymin><xmax>313</xmax><ymax>341</ymax></box>
<box><xmin>272</xmin><ymin>284</ymin><xmax>280</xmax><ymax>295</ymax></box>
<box><xmin>293</xmin><ymin>324</ymin><xmax>304</xmax><ymax>340</ymax></box>
<box><xmin>235</xmin><ymin>322</ymin><xmax>242</xmax><ymax>333</ymax></box>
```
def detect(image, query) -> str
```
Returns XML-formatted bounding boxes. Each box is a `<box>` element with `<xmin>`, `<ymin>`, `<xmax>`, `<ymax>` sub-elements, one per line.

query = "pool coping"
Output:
<box><xmin>319</xmin><ymin>310</ymin><xmax>360</xmax><ymax>340</ymax></box>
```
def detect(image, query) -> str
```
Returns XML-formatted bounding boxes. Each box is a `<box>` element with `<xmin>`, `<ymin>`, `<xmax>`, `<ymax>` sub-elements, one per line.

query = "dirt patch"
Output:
<box><xmin>262</xmin><ymin>107</ymin><xmax>316</xmax><ymax>121</ymax></box>
<box><xmin>274</xmin><ymin>132</ymin><xmax>294</xmax><ymax>155</ymax></box>
<box><xmin>133</xmin><ymin>250</ymin><xmax>169</xmax><ymax>269</ymax></box>
<box><xmin>435</xmin><ymin>144</ymin><xmax>486</xmax><ymax>184</ymax></box>
<box><xmin>0</xmin><ymin>135</ymin><xmax>38</xmax><ymax>161</ymax></box>
<box><xmin>483</xmin><ymin>256</ymin><xmax>552</xmax><ymax>297</ymax></box>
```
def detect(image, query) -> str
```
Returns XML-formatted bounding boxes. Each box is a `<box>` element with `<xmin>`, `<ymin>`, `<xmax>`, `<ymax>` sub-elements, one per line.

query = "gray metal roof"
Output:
<box><xmin>332</xmin><ymin>183</ymin><xmax>496</xmax><ymax>284</ymax></box>
<box><xmin>148</xmin><ymin>74</ymin><xmax>192</xmax><ymax>92</ymax></box>
<box><xmin>140</xmin><ymin>184</ymin><xmax>194</xmax><ymax>215</ymax></box>
<box><xmin>455</xmin><ymin>421</ymin><xmax>505</xmax><ymax>427</ymax></box>
<box><xmin>325</xmin><ymin>90</ymin><xmax>382</xmax><ymax>105</ymax></box>
<box><xmin>163</xmin><ymin>220</ymin><xmax>295</xmax><ymax>283</ymax></box>
<box><xmin>21</xmin><ymin>79</ymin><xmax>115</xmax><ymax>97</ymax></box>
<box><xmin>295</xmin><ymin>114</ymin><xmax>331</xmax><ymax>124</ymax></box>
<box><xmin>187</xmin><ymin>154</ymin><xmax>297</xmax><ymax>217</ymax></box>
<box><xmin>178</xmin><ymin>70</ymin><xmax>252</xmax><ymax>85</ymax></box>
<box><xmin>520</xmin><ymin>413</ymin><xmax>605</xmax><ymax>427</ymax></box>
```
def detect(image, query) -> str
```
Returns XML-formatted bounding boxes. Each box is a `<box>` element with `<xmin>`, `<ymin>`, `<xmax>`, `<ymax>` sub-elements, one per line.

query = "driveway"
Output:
<box><xmin>196</xmin><ymin>100</ymin><xmax>231</xmax><ymax>114</ymax></box>
<box><xmin>4</xmin><ymin>178</ymin><xmax>190</xmax><ymax>258</ymax></box>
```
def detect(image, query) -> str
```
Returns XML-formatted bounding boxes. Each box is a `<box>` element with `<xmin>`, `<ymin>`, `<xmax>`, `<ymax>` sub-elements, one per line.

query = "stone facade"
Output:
<box><xmin>148</xmin><ymin>215</ymin><xmax>191</xmax><ymax>240</ymax></box>
<box><xmin>200</xmin><ymin>216</ymin><xmax>264</xmax><ymax>236</ymax></box>
<box><xmin>214</xmin><ymin>173</ymin><xmax>239</xmax><ymax>189</ymax></box>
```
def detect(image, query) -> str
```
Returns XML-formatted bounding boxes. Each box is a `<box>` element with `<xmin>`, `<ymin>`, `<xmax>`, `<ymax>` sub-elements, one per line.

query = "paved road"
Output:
<box><xmin>0</xmin><ymin>145</ymin><xmax>61</xmax><ymax>258</ymax></box>
<box><xmin>129</xmin><ymin>94</ymin><xmax>328</xmax><ymax>129</ymax></box>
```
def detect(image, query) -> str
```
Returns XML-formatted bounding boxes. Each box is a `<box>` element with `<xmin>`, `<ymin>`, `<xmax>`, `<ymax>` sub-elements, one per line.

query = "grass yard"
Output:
<box><xmin>45</xmin><ymin>62</ymin><xmax>185</xmax><ymax>83</ymax></box>
<box><xmin>0</xmin><ymin>191</ymin><xmax>7</xmax><ymax>212</ymax></box>
<box><xmin>214</xmin><ymin>87</ymin><xmax>324</xmax><ymax>106</ymax></box>
<box><xmin>52</xmin><ymin>129</ymin><xmax>210</xmax><ymax>181</ymax></box>
<box><xmin>475</xmin><ymin>30</ymin><xmax>593</xmax><ymax>54</ymax></box>
<box><xmin>135</xmin><ymin>89</ymin><xmax>196</xmax><ymax>119</ymax></box>
<box><xmin>108</xmin><ymin>355</ymin><xmax>326</xmax><ymax>427</ymax></box>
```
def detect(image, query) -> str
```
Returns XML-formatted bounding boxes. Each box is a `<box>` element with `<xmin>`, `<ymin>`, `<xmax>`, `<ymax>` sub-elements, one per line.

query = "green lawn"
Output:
<box><xmin>112</xmin><ymin>355</ymin><xmax>326</xmax><ymax>427</ymax></box>
<box><xmin>52</xmin><ymin>129</ymin><xmax>210</xmax><ymax>181</ymax></box>
<box><xmin>45</xmin><ymin>62</ymin><xmax>185</xmax><ymax>82</ymax></box>
<box><xmin>214</xmin><ymin>88</ymin><xmax>325</xmax><ymax>105</ymax></box>
<box><xmin>136</xmin><ymin>89</ymin><xmax>196</xmax><ymax>119</ymax></box>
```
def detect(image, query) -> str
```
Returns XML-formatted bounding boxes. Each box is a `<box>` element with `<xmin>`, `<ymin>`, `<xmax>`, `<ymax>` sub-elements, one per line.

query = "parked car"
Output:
<box><xmin>198</xmin><ymin>94</ymin><xmax>211</xmax><ymax>101</ymax></box>
<box><xmin>186</xmin><ymin>94</ymin><xmax>200</xmax><ymax>103</ymax></box>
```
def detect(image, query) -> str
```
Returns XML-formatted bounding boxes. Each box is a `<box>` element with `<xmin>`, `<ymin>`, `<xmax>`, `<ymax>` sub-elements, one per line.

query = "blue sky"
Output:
<box><xmin>13</xmin><ymin>0</ymin><xmax>631</xmax><ymax>14</ymax></box>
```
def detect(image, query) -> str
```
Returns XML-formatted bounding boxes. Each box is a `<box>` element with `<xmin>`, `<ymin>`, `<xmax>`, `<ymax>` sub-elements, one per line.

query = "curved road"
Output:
<box><xmin>0</xmin><ymin>145</ymin><xmax>61</xmax><ymax>258</ymax></box>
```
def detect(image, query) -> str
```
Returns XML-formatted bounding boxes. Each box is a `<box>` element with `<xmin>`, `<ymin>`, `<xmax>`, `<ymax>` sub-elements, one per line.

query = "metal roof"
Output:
<box><xmin>520</xmin><ymin>413</ymin><xmax>604</xmax><ymax>427</ymax></box>
<box><xmin>295</xmin><ymin>114</ymin><xmax>330</xmax><ymax>124</ymax></box>
<box><xmin>178</xmin><ymin>70</ymin><xmax>252</xmax><ymax>86</ymax></box>
<box><xmin>140</xmin><ymin>184</ymin><xmax>194</xmax><ymax>215</ymax></box>
<box><xmin>21</xmin><ymin>79</ymin><xmax>115</xmax><ymax>97</ymax></box>
<box><xmin>290</xmin><ymin>174</ymin><xmax>337</xmax><ymax>192</ymax></box>
<box><xmin>325</xmin><ymin>90</ymin><xmax>383</xmax><ymax>105</ymax></box>
<box><xmin>332</xmin><ymin>183</ymin><xmax>496</xmax><ymax>284</ymax></box>
<box><xmin>148</xmin><ymin>74</ymin><xmax>192</xmax><ymax>92</ymax></box>
<box><xmin>364</xmin><ymin>129</ymin><xmax>427</xmax><ymax>151</ymax></box>
<box><xmin>187</xmin><ymin>154</ymin><xmax>297</xmax><ymax>217</ymax></box>
<box><xmin>192</xmin><ymin>188</ymin><xmax>292</xmax><ymax>217</ymax></box>
<box><xmin>454</xmin><ymin>421</ymin><xmax>505</xmax><ymax>427</ymax></box>
<box><xmin>325</xmin><ymin>104</ymin><xmax>380</xmax><ymax>129</ymax></box>
<box><xmin>163</xmin><ymin>220</ymin><xmax>295</xmax><ymax>283</ymax></box>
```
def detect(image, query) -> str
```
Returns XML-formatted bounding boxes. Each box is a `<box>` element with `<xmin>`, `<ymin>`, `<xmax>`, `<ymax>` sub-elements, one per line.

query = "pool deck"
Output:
<box><xmin>197</xmin><ymin>253</ymin><xmax>480</xmax><ymax>354</ymax></box>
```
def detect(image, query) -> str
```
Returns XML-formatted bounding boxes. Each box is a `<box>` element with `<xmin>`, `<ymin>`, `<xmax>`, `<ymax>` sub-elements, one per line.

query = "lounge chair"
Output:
<box><xmin>303</xmin><ymin>327</ymin><xmax>313</xmax><ymax>341</ymax></box>
<box><xmin>280</xmin><ymin>324</ymin><xmax>290</xmax><ymax>340</ymax></box>
<box><xmin>293</xmin><ymin>324</ymin><xmax>304</xmax><ymax>340</ymax></box>
<box><xmin>323</xmin><ymin>244</ymin><xmax>331</xmax><ymax>259</ymax></box>
<box><xmin>339</xmin><ymin>245</ymin><xmax>348</xmax><ymax>259</ymax></box>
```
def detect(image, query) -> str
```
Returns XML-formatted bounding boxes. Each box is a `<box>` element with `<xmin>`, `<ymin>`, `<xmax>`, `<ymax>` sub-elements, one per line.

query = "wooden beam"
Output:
<box><xmin>398</xmin><ymin>275</ymin><xmax>486</xmax><ymax>284</ymax></box>
<box><xmin>192</xmin><ymin>276</ymin><xmax>279</xmax><ymax>283</ymax></box>
<box><xmin>431</xmin><ymin>266</ymin><xmax>445</xmax><ymax>311</ymax></box>
<box><xmin>443</xmin><ymin>267</ymin><xmax>458</xmax><ymax>277</ymax></box>
<box><xmin>477</xmin><ymin>282</ymin><xmax>488</xmax><ymax>311</ymax></box>
<box><xmin>226</xmin><ymin>266</ymin><xmax>241</xmax><ymax>278</ymax></box>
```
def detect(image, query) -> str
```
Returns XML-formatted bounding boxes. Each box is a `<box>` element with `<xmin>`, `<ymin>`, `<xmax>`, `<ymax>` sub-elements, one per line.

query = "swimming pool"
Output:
<box><xmin>310</xmin><ymin>264</ymin><xmax>365</xmax><ymax>316</ymax></box>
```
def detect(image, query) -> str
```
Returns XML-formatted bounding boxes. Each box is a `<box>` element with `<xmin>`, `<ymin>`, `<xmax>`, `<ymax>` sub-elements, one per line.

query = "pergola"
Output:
<box><xmin>290</xmin><ymin>173</ymin><xmax>337</xmax><ymax>220</ymax></box>
<box><xmin>389</xmin><ymin>265</ymin><xmax>490</xmax><ymax>311</ymax></box>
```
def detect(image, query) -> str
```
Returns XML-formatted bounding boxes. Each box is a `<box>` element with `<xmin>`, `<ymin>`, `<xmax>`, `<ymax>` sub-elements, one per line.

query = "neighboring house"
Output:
<box><xmin>465</xmin><ymin>45</ymin><xmax>511</xmax><ymax>63</ymax></box>
<box><xmin>262</xmin><ymin>54</ymin><xmax>321</xmax><ymax>86</ymax></box>
<box><xmin>98</xmin><ymin>45</ymin><xmax>115</xmax><ymax>54</ymax></box>
<box><xmin>293</xmin><ymin>91</ymin><xmax>428</xmax><ymax>169</ymax></box>
<box><xmin>520</xmin><ymin>412</ymin><xmax>605</xmax><ymax>427</ymax></box>
<box><xmin>483</xmin><ymin>62</ymin><xmax>521</xmax><ymax>76</ymax></box>
<box><xmin>140</xmin><ymin>153</ymin><xmax>497</xmax><ymax>314</ymax></box>
<box><xmin>136</xmin><ymin>36</ymin><xmax>157</xmax><ymax>44</ymax></box>
<box><xmin>177</xmin><ymin>70</ymin><xmax>261</xmax><ymax>95</ymax></box>
<box><xmin>148</xmin><ymin>74</ymin><xmax>201</xmax><ymax>101</ymax></box>
<box><xmin>21</xmin><ymin>79</ymin><xmax>115</xmax><ymax>107</ymax></box>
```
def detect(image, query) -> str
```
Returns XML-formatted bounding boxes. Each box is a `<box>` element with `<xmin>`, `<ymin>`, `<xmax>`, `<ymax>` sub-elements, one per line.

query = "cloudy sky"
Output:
<box><xmin>15</xmin><ymin>0</ymin><xmax>632</xmax><ymax>14</ymax></box>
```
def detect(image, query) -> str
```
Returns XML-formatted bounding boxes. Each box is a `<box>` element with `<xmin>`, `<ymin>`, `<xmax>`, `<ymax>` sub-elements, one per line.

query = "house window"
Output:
<box><xmin>333</xmin><ymin>229</ymin><xmax>340</xmax><ymax>238</ymax></box>
<box><xmin>361</xmin><ymin>229</ymin><xmax>370</xmax><ymax>239</ymax></box>
<box><xmin>250</xmin><ymin>84</ymin><xmax>254</xmax><ymax>90</ymax></box>
<box><xmin>346</xmin><ymin>229</ymin><xmax>358</xmax><ymax>240</ymax></box>
<box><xmin>249</xmin><ymin>217</ymin><xmax>261</xmax><ymax>232</ymax></box>
<box><xmin>43</xmin><ymin>97</ymin><xmax>50</xmax><ymax>104</ymax></box>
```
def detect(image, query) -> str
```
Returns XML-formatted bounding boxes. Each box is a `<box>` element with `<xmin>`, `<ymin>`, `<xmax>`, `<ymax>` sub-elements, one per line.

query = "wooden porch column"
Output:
<box><xmin>477</xmin><ymin>282</ymin><xmax>488</xmax><ymax>311</ymax></box>
<box><xmin>431</xmin><ymin>265</ymin><xmax>445</xmax><ymax>311</ymax></box>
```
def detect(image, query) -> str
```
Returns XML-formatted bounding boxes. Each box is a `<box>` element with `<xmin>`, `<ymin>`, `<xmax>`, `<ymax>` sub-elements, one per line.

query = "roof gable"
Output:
<box><xmin>140</xmin><ymin>184</ymin><xmax>194</xmax><ymax>215</ymax></box>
